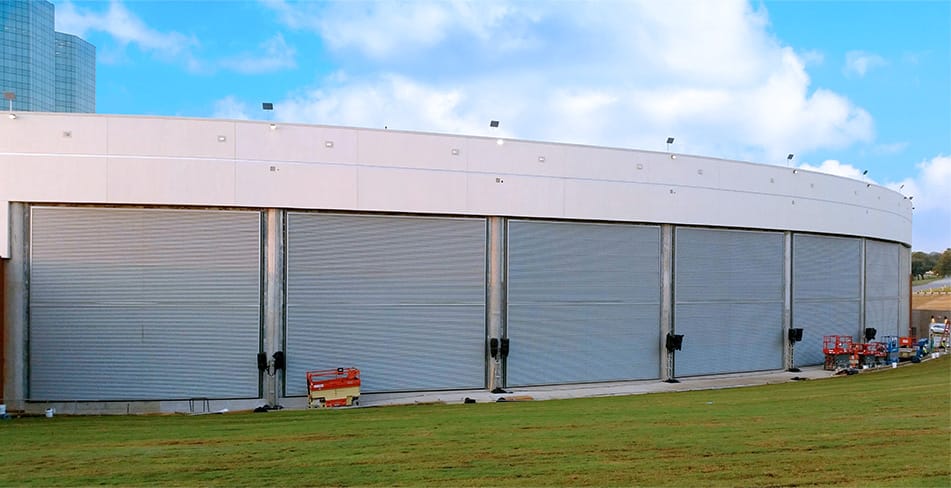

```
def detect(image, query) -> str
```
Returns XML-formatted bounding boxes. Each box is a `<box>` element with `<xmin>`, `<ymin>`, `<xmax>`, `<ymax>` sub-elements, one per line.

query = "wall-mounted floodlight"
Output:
<box><xmin>862</xmin><ymin>170</ymin><xmax>868</xmax><ymax>175</ymax></box>
<box><xmin>7</xmin><ymin>113</ymin><xmax>16</xmax><ymax>120</ymax></box>
<box><xmin>4</xmin><ymin>91</ymin><xmax>14</xmax><ymax>112</ymax></box>
<box><xmin>787</xmin><ymin>153</ymin><xmax>794</xmax><ymax>167</ymax></box>
<box><xmin>489</xmin><ymin>120</ymin><xmax>499</xmax><ymax>128</ymax></box>
<box><xmin>262</xmin><ymin>102</ymin><xmax>274</xmax><ymax>110</ymax></box>
<box><xmin>666</xmin><ymin>137</ymin><xmax>675</xmax><ymax>152</ymax></box>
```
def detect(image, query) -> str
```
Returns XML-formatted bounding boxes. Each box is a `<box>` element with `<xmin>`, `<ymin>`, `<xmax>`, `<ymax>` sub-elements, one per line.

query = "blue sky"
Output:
<box><xmin>53</xmin><ymin>0</ymin><xmax>950</xmax><ymax>252</ymax></box>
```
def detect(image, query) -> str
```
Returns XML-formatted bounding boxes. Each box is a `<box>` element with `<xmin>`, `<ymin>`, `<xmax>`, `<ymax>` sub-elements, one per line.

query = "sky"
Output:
<box><xmin>51</xmin><ymin>0</ymin><xmax>951</xmax><ymax>252</ymax></box>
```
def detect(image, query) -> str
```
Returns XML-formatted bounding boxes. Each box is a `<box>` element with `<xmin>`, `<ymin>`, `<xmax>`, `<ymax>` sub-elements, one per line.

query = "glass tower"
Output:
<box><xmin>1</xmin><ymin>0</ymin><xmax>95</xmax><ymax>113</ymax></box>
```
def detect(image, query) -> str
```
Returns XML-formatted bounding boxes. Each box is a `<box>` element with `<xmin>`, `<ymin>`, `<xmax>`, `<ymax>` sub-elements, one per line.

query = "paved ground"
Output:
<box><xmin>359</xmin><ymin>364</ymin><xmax>839</xmax><ymax>407</ymax></box>
<box><xmin>913</xmin><ymin>276</ymin><xmax>951</xmax><ymax>292</ymax></box>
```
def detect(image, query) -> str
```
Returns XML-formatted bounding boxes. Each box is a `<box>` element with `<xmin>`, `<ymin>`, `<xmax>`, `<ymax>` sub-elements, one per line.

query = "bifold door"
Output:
<box><xmin>792</xmin><ymin>234</ymin><xmax>862</xmax><ymax>367</ymax></box>
<box><xmin>506</xmin><ymin>220</ymin><xmax>661</xmax><ymax>386</ymax></box>
<box><xmin>865</xmin><ymin>240</ymin><xmax>901</xmax><ymax>339</ymax></box>
<box><xmin>29</xmin><ymin>207</ymin><xmax>262</xmax><ymax>401</ymax></box>
<box><xmin>284</xmin><ymin>213</ymin><xmax>487</xmax><ymax>394</ymax></box>
<box><xmin>673</xmin><ymin>228</ymin><xmax>785</xmax><ymax>376</ymax></box>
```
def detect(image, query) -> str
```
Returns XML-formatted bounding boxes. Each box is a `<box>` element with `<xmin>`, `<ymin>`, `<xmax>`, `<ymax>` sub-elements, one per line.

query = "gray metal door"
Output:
<box><xmin>29</xmin><ymin>207</ymin><xmax>262</xmax><ymax>401</ymax></box>
<box><xmin>792</xmin><ymin>234</ymin><xmax>862</xmax><ymax>367</ymax></box>
<box><xmin>865</xmin><ymin>240</ymin><xmax>900</xmax><ymax>339</ymax></box>
<box><xmin>284</xmin><ymin>213</ymin><xmax>486</xmax><ymax>394</ymax></box>
<box><xmin>673</xmin><ymin>228</ymin><xmax>785</xmax><ymax>376</ymax></box>
<box><xmin>506</xmin><ymin>220</ymin><xmax>661</xmax><ymax>387</ymax></box>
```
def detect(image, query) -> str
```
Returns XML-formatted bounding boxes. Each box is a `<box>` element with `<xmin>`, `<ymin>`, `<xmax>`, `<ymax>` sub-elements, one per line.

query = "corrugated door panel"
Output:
<box><xmin>865</xmin><ymin>241</ymin><xmax>900</xmax><ymax>339</ymax></box>
<box><xmin>899</xmin><ymin>245</ymin><xmax>911</xmax><ymax>335</ymax></box>
<box><xmin>29</xmin><ymin>207</ymin><xmax>261</xmax><ymax>401</ymax></box>
<box><xmin>792</xmin><ymin>234</ymin><xmax>862</xmax><ymax>367</ymax></box>
<box><xmin>285</xmin><ymin>213</ymin><xmax>486</xmax><ymax>394</ymax></box>
<box><xmin>673</xmin><ymin>228</ymin><xmax>785</xmax><ymax>376</ymax></box>
<box><xmin>506</xmin><ymin>221</ymin><xmax>661</xmax><ymax>387</ymax></box>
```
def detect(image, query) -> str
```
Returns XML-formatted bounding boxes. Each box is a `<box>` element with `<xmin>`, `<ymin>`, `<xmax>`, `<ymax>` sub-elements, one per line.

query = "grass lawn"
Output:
<box><xmin>2</xmin><ymin>357</ymin><xmax>949</xmax><ymax>487</ymax></box>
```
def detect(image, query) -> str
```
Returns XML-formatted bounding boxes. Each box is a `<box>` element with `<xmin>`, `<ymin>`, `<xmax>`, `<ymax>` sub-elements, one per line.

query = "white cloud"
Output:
<box><xmin>56</xmin><ymin>0</ymin><xmax>196</xmax><ymax>61</ymax></box>
<box><xmin>884</xmin><ymin>155</ymin><xmax>951</xmax><ymax>252</ymax></box>
<box><xmin>212</xmin><ymin>96</ymin><xmax>251</xmax><ymax>120</ymax></box>
<box><xmin>219</xmin><ymin>33</ymin><xmax>296</xmax><ymax>74</ymax></box>
<box><xmin>262</xmin><ymin>0</ymin><xmax>874</xmax><ymax>161</ymax></box>
<box><xmin>797</xmin><ymin>159</ymin><xmax>868</xmax><ymax>181</ymax></box>
<box><xmin>844</xmin><ymin>50</ymin><xmax>887</xmax><ymax>77</ymax></box>
<box><xmin>263</xmin><ymin>0</ymin><xmax>530</xmax><ymax>59</ymax></box>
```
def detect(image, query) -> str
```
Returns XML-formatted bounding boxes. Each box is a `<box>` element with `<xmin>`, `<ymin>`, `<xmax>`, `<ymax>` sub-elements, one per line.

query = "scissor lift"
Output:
<box><xmin>306</xmin><ymin>368</ymin><xmax>361</xmax><ymax>408</ymax></box>
<box><xmin>823</xmin><ymin>335</ymin><xmax>854</xmax><ymax>370</ymax></box>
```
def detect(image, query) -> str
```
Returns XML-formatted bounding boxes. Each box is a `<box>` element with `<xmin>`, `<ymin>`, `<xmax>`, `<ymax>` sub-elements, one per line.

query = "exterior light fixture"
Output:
<box><xmin>451</xmin><ymin>148</ymin><xmax>460</xmax><ymax>156</ymax></box>
<box><xmin>862</xmin><ymin>170</ymin><xmax>868</xmax><ymax>175</ymax></box>
<box><xmin>496</xmin><ymin>138</ymin><xmax>505</xmax><ymax>146</ymax></box>
<box><xmin>262</xmin><ymin>102</ymin><xmax>273</xmax><ymax>110</ymax></box>
<box><xmin>537</xmin><ymin>156</ymin><xmax>546</xmax><ymax>163</ymax></box>
<box><xmin>324</xmin><ymin>140</ymin><xmax>334</xmax><ymax>148</ymax></box>
<box><xmin>269</xmin><ymin>123</ymin><xmax>277</xmax><ymax>130</ymax></box>
<box><xmin>792</xmin><ymin>169</ymin><xmax>798</xmax><ymax>174</ymax></box>
<box><xmin>666</xmin><ymin>137</ymin><xmax>674</xmax><ymax>152</ymax></box>
<box><xmin>217</xmin><ymin>135</ymin><xmax>226</xmax><ymax>142</ymax></box>
<box><xmin>8</xmin><ymin>113</ymin><xmax>16</xmax><ymax>120</ymax></box>
<box><xmin>787</xmin><ymin>153</ymin><xmax>794</xmax><ymax>167</ymax></box>
<box><xmin>489</xmin><ymin>120</ymin><xmax>499</xmax><ymax>128</ymax></box>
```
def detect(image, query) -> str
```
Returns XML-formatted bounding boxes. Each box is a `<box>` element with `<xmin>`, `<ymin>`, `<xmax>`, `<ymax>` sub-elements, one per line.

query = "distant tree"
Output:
<box><xmin>912</xmin><ymin>252</ymin><xmax>931</xmax><ymax>278</ymax></box>
<box><xmin>934</xmin><ymin>248</ymin><xmax>951</xmax><ymax>277</ymax></box>
<box><xmin>912</xmin><ymin>251</ymin><xmax>942</xmax><ymax>278</ymax></box>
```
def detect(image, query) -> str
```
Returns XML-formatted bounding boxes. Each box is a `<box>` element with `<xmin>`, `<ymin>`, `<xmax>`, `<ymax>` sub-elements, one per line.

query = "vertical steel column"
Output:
<box><xmin>783</xmin><ymin>231</ymin><xmax>794</xmax><ymax>370</ymax></box>
<box><xmin>486</xmin><ymin>217</ymin><xmax>505</xmax><ymax>391</ymax></box>
<box><xmin>262</xmin><ymin>209</ymin><xmax>285</xmax><ymax>406</ymax></box>
<box><xmin>3</xmin><ymin>203</ymin><xmax>27</xmax><ymax>408</ymax></box>
<box><xmin>660</xmin><ymin>224</ymin><xmax>674</xmax><ymax>381</ymax></box>
<box><xmin>859</xmin><ymin>239</ymin><xmax>867</xmax><ymax>339</ymax></box>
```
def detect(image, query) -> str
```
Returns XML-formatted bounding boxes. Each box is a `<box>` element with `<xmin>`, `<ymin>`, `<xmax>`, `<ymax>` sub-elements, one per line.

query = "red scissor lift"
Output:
<box><xmin>858</xmin><ymin>342</ymin><xmax>887</xmax><ymax>367</ymax></box>
<box><xmin>823</xmin><ymin>335</ymin><xmax>853</xmax><ymax>370</ymax></box>
<box><xmin>306</xmin><ymin>368</ymin><xmax>361</xmax><ymax>408</ymax></box>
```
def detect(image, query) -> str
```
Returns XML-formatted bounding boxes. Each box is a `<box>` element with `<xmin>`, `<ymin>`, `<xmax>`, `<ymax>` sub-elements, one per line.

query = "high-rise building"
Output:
<box><xmin>1</xmin><ymin>0</ymin><xmax>95</xmax><ymax>113</ymax></box>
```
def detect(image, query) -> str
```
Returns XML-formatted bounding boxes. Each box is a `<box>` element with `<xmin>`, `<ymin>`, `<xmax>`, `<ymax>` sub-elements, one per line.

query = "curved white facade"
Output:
<box><xmin>1</xmin><ymin>113</ymin><xmax>912</xmax><ymax>413</ymax></box>
<box><xmin>0</xmin><ymin>113</ymin><xmax>911</xmax><ymax>255</ymax></box>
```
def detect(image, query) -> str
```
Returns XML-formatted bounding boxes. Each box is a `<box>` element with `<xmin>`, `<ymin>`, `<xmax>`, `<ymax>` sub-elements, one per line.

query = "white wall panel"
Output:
<box><xmin>358</xmin><ymin>167</ymin><xmax>469</xmax><ymax>214</ymax></box>
<box><xmin>0</xmin><ymin>154</ymin><xmax>108</xmax><ymax>202</ymax></box>
<box><xmin>466</xmin><ymin>174</ymin><xmax>565</xmax><ymax>218</ymax></box>
<box><xmin>234</xmin><ymin>161</ymin><xmax>359</xmax><ymax>209</ymax></box>
<box><xmin>106</xmin><ymin>157</ymin><xmax>235</xmax><ymax>205</ymax></box>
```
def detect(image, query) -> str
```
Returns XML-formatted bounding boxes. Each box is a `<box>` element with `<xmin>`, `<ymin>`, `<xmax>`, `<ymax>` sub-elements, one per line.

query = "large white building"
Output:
<box><xmin>1</xmin><ymin>113</ymin><xmax>911</xmax><ymax>414</ymax></box>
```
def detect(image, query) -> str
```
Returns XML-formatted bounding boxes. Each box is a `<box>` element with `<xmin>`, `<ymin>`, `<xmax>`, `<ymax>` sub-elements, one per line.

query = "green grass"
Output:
<box><xmin>2</xmin><ymin>357</ymin><xmax>949</xmax><ymax>487</ymax></box>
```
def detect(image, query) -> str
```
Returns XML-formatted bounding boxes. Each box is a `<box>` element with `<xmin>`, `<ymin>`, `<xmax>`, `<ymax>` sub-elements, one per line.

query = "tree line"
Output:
<box><xmin>912</xmin><ymin>248</ymin><xmax>951</xmax><ymax>279</ymax></box>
